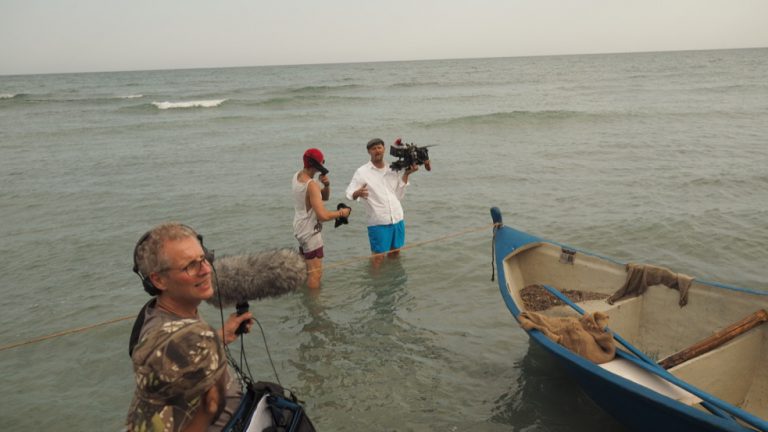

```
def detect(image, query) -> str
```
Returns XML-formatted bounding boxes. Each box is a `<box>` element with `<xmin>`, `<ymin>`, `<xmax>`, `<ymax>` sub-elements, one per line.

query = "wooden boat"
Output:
<box><xmin>490</xmin><ymin>207</ymin><xmax>768</xmax><ymax>432</ymax></box>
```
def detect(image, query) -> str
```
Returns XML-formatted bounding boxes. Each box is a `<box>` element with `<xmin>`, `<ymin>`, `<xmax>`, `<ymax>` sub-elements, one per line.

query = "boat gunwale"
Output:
<box><xmin>494</xmin><ymin>225</ymin><xmax>768</xmax><ymax>298</ymax></box>
<box><xmin>490</xmin><ymin>209</ymin><xmax>768</xmax><ymax>431</ymax></box>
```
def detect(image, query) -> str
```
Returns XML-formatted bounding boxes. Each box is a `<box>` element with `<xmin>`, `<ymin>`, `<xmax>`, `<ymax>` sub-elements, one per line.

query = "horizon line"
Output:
<box><xmin>2</xmin><ymin>45</ymin><xmax>766</xmax><ymax>78</ymax></box>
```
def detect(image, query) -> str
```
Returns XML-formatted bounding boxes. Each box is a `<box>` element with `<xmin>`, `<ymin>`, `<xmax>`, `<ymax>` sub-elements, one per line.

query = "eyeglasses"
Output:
<box><xmin>160</xmin><ymin>256</ymin><xmax>211</xmax><ymax>277</ymax></box>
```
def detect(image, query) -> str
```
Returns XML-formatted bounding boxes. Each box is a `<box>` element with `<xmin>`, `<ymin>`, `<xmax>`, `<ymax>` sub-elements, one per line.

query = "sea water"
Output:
<box><xmin>1</xmin><ymin>48</ymin><xmax>767</xmax><ymax>431</ymax></box>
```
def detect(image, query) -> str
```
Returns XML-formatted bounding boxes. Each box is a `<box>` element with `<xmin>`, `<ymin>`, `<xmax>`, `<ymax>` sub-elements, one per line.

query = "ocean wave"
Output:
<box><xmin>686</xmin><ymin>173</ymin><xmax>768</xmax><ymax>189</ymax></box>
<box><xmin>1</xmin><ymin>94</ymin><xmax>141</xmax><ymax>104</ymax></box>
<box><xmin>420</xmin><ymin>110</ymin><xmax>605</xmax><ymax>128</ymax></box>
<box><xmin>389</xmin><ymin>81</ymin><xmax>444</xmax><ymax>88</ymax></box>
<box><xmin>287</xmin><ymin>84</ymin><xmax>361</xmax><ymax>94</ymax></box>
<box><xmin>252</xmin><ymin>94</ymin><xmax>368</xmax><ymax>107</ymax></box>
<box><xmin>693</xmin><ymin>83</ymin><xmax>759</xmax><ymax>94</ymax></box>
<box><xmin>151</xmin><ymin>99</ymin><xmax>227</xmax><ymax>110</ymax></box>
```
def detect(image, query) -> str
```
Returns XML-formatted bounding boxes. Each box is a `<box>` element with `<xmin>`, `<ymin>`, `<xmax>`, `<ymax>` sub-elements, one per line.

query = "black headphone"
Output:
<box><xmin>132</xmin><ymin>225</ymin><xmax>214</xmax><ymax>296</ymax></box>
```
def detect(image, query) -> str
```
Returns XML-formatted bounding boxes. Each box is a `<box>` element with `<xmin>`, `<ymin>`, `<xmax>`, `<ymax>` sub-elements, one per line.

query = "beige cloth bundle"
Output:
<box><xmin>519</xmin><ymin>310</ymin><xmax>616</xmax><ymax>364</ymax></box>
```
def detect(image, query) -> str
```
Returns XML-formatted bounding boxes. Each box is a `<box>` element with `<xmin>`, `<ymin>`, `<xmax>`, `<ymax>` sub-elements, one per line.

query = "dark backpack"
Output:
<box><xmin>223</xmin><ymin>381</ymin><xmax>316</xmax><ymax>432</ymax></box>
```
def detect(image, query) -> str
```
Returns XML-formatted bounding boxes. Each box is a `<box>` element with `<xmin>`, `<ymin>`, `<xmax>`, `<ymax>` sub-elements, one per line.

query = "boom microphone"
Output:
<box><xmin>208</xmin><ymin>248</ymin><xmax>307</xmax><ymax>308</ymax></box>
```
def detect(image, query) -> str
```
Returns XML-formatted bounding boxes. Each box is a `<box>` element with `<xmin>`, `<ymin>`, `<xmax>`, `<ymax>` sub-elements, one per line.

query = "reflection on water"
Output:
<box><xmin>294</xmin><ymin>258</ymin><xmax>413</xmax><ymax>384</ymax></box>
<box><xmin>289</xmin><ymin>259</ymin><xmax>459</xmax><ymax>430</ymax></box>
<box><xmin>365</xmin><ymin>258</ymin><xmax>409</xmax><ymax>321</ymax></box>
<box><xmin>491</xmin><ymin>343</ymin><xmax>627</xmax><ymax>431</ymax></box>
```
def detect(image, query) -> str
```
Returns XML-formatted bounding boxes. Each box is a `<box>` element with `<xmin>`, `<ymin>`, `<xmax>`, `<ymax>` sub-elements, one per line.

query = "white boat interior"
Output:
<box><xmin>501</xmin><ymin>242</ymin><xmax>768</xmax><ymax>418</ymax></box>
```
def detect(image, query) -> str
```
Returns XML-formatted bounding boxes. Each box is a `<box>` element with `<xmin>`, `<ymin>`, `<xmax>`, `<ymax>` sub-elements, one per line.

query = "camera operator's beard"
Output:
<box><xmin>370</xmin><ymin>153</ymin><xmax>385</xmax><ymax>167</ymax></box>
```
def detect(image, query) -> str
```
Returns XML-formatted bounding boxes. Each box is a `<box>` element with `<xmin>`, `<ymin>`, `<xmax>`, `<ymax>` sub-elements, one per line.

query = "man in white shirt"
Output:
<box><xmin>345</xmin><ymin>138</ymin><xmax>420</xmax><ymax>267</ymax></box>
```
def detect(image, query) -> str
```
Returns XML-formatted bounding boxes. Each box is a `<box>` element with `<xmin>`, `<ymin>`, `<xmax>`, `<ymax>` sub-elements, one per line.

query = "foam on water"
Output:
<box><xmin>151</xmin><ymin>98</ymin><xmax>227</xmax><ymax>109</ymax></box>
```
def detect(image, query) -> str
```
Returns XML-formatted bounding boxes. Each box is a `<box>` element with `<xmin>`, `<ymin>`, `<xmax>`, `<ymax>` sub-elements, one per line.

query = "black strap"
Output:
<box><xmin>128</xmin><ymin>298</ymin><xmax>156</xmax><ymax>357</ymax></box>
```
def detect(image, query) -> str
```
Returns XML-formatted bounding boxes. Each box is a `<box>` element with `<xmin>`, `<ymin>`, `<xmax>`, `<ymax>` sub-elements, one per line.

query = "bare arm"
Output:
<box><xmin>392</xmin><ymin>164</ymin><xmax>417</xmax><ymax>200</ymax></box>
<box><xmin>307</xmin><ymin>181</ymin><xmax>349</xmax><ymax>222</ymax></box>
<box><xmin>319</xmin><ymin>174</ymin><xmax>330</xmax><ymax>201</ymax></box>
<box><xmin>402</xmin><ymin>163</ymin><xmax>419</xmax><ymax>185</ymax></box>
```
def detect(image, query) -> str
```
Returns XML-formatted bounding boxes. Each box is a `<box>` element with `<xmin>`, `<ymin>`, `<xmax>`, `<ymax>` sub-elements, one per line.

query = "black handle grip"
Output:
<box><xmin>235</xmin><ymin>301</ymin><xmax>250</xmax><ymax>335</ymax></box>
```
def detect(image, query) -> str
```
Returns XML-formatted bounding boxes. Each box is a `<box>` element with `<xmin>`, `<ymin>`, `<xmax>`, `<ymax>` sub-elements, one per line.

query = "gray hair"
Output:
<box><xmin>134</xmin><ymin>223</ymin><xmax>198</xmax><ymax>295</ymax></box>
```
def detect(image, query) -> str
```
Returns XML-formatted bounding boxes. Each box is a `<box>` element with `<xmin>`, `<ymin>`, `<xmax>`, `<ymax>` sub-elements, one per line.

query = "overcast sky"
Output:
<box><xmin>2</xmin><ymin>0</ymin><xmax>768</xmax><ymax>75</ymax></box>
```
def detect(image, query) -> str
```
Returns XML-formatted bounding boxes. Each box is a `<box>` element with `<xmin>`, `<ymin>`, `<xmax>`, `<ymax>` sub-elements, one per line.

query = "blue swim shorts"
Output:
<box><xmin>367</xmin><ymin>220</ymin><xmax>405</xmax><ymax>254</ymax></box>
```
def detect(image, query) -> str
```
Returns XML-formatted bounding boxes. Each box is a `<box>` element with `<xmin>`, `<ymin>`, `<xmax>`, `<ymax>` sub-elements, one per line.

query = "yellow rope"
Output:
<box><xmin>318</xmin><ymin>222</ymin><xmax>495</xmax><ymax>272</ymax></box>
<box><xmin>0</xmin><ymin>223</ymin><xmax>496</xmax><ymax>352</ymax></box>
<box><xmin>0</xmin><ymin>315</ymin><xmax>134</xmax><ymax>352</ymax></box>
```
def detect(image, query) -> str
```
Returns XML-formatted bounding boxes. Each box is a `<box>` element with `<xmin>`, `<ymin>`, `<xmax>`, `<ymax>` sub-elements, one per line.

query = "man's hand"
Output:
<box><xmin>220</xmin><ymin>312</ymin><xmax>254</xmax><ymax>345</ymax></box>
<box><xmin>404</xmin><ymin>164</ymin><xmax>420</xmax><ymax>175</ymax></box>
<box><xmin>182</xmin><ymin>378</ymin><xmax>224</xmax><ymax>432</ymax></box>
<box><xmin>319</xmin><ymin>174</ymin><xmax>330</xmax><ymax>187</ymax></box>
<box><xmin>353</xmin><ymin>184</ymin><xmax>369</xmax><ymax>200</ymax></box>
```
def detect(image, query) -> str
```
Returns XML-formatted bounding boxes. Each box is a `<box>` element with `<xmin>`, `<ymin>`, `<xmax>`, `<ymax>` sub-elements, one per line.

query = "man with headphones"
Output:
<box><xmin>128</xmin><ymin>223</ymin><xmax>253</xmax><ymax>431</ymax></box>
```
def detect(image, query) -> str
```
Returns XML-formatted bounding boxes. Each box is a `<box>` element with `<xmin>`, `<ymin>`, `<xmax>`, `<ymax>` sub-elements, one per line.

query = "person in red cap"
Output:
<box><xmin>292</xmin><ymin>148</ymin><xmax>351</xmax><ymax>289</ymax></box>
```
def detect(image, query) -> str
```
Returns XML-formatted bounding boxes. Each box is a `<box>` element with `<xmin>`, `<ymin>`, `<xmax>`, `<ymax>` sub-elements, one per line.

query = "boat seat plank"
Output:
<box><xmin>599</xmin><ymin>358</ymin><xmax>702</xmax><ymax>405</ymax></box>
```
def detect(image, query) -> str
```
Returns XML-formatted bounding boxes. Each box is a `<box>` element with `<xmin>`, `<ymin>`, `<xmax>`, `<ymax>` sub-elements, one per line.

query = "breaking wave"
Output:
<box><xmin>151</xmin><ymin>99</ymin><xmax>227</xmax><ymax>110</ymax></box>
<box><xmin>119</xmin><ymin>94</ymin><xmax>143</xmax><ymax>99</ymax></box>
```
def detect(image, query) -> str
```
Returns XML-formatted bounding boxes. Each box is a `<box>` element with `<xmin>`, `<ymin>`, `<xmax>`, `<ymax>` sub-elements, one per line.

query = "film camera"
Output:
<box><xmin>389</xmin><ymin>138</ymin><xmax>433</xmax><ymax>171</ymax></box>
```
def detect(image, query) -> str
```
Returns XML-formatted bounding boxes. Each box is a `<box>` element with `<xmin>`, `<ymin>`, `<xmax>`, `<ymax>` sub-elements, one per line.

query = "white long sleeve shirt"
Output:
<box><xmin>345</xmin><ymin>161</ymin><xmax>408</xmax><ymax>226</ymax></box>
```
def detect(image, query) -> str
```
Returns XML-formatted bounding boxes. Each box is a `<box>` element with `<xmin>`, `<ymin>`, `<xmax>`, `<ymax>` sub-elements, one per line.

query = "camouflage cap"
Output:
<box><xmin>126</xmin><ymin>319</ymin><xmax>226</xmax><ymax>432</ymax></box>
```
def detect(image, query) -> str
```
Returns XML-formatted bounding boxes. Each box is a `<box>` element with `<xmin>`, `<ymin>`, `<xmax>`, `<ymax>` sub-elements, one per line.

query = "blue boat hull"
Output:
<box><xmin>531</xmin><ymin>334</ymin><xmax>748</xmax><ymax>432</ymax></box>
<box><xmin>490</xmin><ymin>207</ymin><xmax>766</xmax><ymax>432</ymax></box>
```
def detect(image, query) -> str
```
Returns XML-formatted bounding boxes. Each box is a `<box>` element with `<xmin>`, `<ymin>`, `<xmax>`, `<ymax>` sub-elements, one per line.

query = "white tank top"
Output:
<box><xmin>292</xmin><ymin>171</ymin><xmax>322</xmax><ymax>244</ymax></box>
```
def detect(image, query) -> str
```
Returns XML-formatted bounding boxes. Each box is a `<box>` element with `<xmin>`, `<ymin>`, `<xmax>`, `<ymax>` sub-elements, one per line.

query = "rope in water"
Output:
<box><xmin>317</xmin><ymin>222</ymin><xmax>495</xmax><ymax>272</ymax></box>
<box><xmin>0</xmin><ymin>222</ymin><xmax>496</xmax><ymax>352</ymax></box>
<box><xmin>0</xmin><ymin>315</ymin><xmax>135</xmax><ymax>352</ymax></box>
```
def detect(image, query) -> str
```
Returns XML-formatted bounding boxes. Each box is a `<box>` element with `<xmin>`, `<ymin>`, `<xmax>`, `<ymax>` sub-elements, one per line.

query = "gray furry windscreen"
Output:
<box><xmin>208</xmin><ymin>249</ymin><xmax>307</xmax><ymax>308</ymax></box>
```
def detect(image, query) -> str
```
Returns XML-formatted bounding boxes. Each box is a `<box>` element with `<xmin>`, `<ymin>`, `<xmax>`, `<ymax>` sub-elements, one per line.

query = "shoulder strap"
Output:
<box><xmin>250</xmin><ymin>381</ymin><xmax>287</xmax><ymax>398</ymax></box>
<box><xmin>128</xmin><ymin>298</ymin><xmax>157</xmax><ymax>357</ymax></box>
